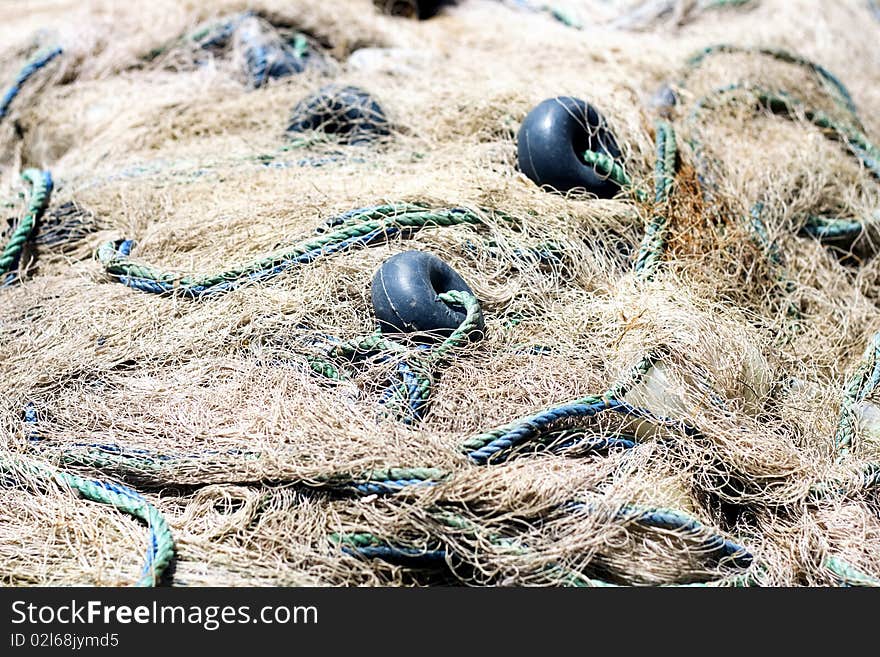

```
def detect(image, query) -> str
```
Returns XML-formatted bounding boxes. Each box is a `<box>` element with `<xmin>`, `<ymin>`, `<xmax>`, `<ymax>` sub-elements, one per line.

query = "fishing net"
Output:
<box><xmin>1</xmin><ymin>0</ymin><xmax>879</xmax><ymax>587</ymax></box>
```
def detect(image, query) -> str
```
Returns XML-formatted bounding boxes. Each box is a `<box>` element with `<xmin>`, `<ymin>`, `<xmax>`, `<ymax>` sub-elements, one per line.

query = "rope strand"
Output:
<box><xmin>0</xmin><ymin>169</ymin><xmax>54</xmax><ymax>282</ymax></box>
<box><xmin>98</xmin><ymin>205</ymin><xmax>488</xmax><ymax>297</ymax></box>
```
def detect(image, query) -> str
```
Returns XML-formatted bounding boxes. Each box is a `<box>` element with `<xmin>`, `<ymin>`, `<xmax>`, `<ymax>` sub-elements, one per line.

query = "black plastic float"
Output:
<box><xmin>517</xmin><ymin>96</ymin><xmax>622</xmax><ymax>198</ymax></box>
<box><xmin>287</xmin><ymin>84</ymin><xmax>390</xmax><ymax>144</ymax></box>
<box><xmin>373</xmin><ymin>0</ymin><xmax>452</xmax><ymax>19</ymax></box>
<box><xmin>371</xmin><ymin>250</ymin><xmax>484</xmax><ymax>340</ymax></box>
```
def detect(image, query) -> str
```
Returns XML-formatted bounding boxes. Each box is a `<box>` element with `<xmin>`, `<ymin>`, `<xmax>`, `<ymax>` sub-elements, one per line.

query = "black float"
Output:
<box><xmin>287</xmin><ymin>85</ymin><xmax>390</xmax><ymax>144</ymax></box>
<box><xmin>371</xmin><ymin>250</ymin><xmax>484</xmax><ymax>341</ymax></box>
<box><xmin>516</xmin><ymin>96</ymin><xmax>622</xmax><ymax>198</ymax></box>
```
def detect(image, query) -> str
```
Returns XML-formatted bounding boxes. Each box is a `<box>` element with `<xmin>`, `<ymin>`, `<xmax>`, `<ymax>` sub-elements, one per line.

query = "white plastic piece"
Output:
<box><xmin>855</xmin><ymin>401</ymin><xmax>880</xmax><ymax>450</ymax></box>
<box><xmin>623</xmin><ymin>362</ymin><xmax>690</xmax><ymax>420</ymax></box>
<box><xmin>347</xmin><ymin>48</ymin><xmax>432</xmax><ymax>76</ymax></box>
<box><xmin>621</xmin><ymin>350</ymin><xmax>771</xmax><ymax>440</ymax></box>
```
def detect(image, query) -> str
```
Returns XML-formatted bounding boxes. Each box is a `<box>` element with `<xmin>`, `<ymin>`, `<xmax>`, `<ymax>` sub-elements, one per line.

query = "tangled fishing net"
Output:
<box><xmin>1</xmin><ymin>0</ymin><xmax>879</xmax><ymax>587</ymax></box>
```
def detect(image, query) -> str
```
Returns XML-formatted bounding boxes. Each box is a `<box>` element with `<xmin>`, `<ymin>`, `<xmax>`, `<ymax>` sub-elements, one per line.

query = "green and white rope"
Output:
<box><xmin>833</xmin><ymin>332</ymin><xmax>880</xmax><ymax>459</ymax></box>
<box><xmin>98</xmin><ymin>205</ymin><xmax>489</xmax><ymax>297</ymax></box>
<box><xmin>1</xmin><ymin>168</ymin><xmax>53</xmax><ymax>277</ymax></box>
<box><xmin>315</xmin><ymin>290</ymin><xmax>483</xmax><ymax>423</ymax></box>
<box><xmin>634</xmin><ymin>121</ymin><xmax>677</xmax><ymax>278</ymax></box>
<box><xmin>0</xmin><ymin>456</ymin><xmax>174</xmax><ymax>587</ymax></box>
<box><xmin>682</xmin><ymin>44</ymin><xmax>861</xmax><ymax>126</ymax></box>
<box><xmin>825</xmin><ymin>555</ymin><xmax>880</xmax><ymax>587</ymax></box>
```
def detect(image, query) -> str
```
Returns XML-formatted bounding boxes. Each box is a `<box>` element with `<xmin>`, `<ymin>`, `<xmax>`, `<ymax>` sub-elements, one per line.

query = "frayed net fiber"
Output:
<box><xmin>1</xmin><ymin>0</ymin><xmax>880</xmax><ymax>587</ymax></box>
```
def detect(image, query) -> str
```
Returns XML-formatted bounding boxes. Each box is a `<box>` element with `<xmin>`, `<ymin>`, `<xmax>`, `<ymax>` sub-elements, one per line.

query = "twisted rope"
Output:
<box><xmin>757</xmin><ymin>89</ymin><xmax>880</xmax><ymax>178</ymax></box>
<box><xmin>610</xmin><ymin>0</ymin><xmax>755</xmax><ymax>31</ymax></box>
<box><xmin>834</xmin><ymin>333</ymin><xmax>880</xmax><ymax>459</ymax></box>
<box><xmin>330</xmin><ymin>467</ymin><xmax>446</xmax><ymax>495</ymax></box>
<box><xmin>687</xmin><ymin>83</ymin><xmax>880</xmax><ymax>202</ymax></box>
<box><xmin>318</xmin><ymin>290</ymin><xmax>483</xmax><ymax>424</ymax></box>
<box><xmin>748</xmin><ymin>202</ymin><xmax>800</xmax><ymax>321</ymax></box>
<box><xmin>463</xmin><ymin>348</ymin><xmax>667</xmax><ymax>463</ymax></box>
<box><xmin>335</xmin><ymin>501</ymin><xmax>756</xmax><ymax>586</ymax></box>
<box><xmin>607</xmin><ymin>505</ymin><xmax>753</xmax><ymax>569</ymax></box>
<box><xmin>501</xmin><ymin>1</ymin><xmax>583</xmax><ymax>29</ymax></box>
<box><xmin>807</xmin><ymin>338</ymin><xmax>880</xmax><ymax>584</ymax></box>
<box><xmin>685</xmin><ymin>84</ymin><xmax>880</xmax><ymax>304</ymax></box>
<box><xmin>331</xmin><ymin>532</ymin><xmax>448</xmax><ymax>565</ymax></box>
<box><xmin>25</xmin><ymin>404</ymin><xmax>444</xmax><ymax>497</ymax></box>
<box><xmin>634</xmin><ymin>121</ymin><xmax>677</xmax><ymax>278</ymax></box>
<box><xmin>0</xmin><ymin>169</ymin><xmax>54</xmax><ymax>281</ymax></box>
<box><xmin>332</xmin><ymin>513</ymin><xmax>609</xmax><ymax>585</ymax></box>
<box><xmin>682</xmin><ymin>44</ymin><xmax>860</xmax><ymax>124</ymax></box>
<box><xmin>578</xmin><ymin>148</ymin><xmax>652</xmax><ymax>203</ymax></box>
<box><xmin>98</xmin><ymin>205</ymin><xmax>486</xmax><ymax>297</ymax></box>
<box><xmin>801</xmin><ymin>215</ymin><xmax>867</xmax><ymax>242</ymax></box>
<box><xmin>573</xmin><ymin>502</ymin><xmax>758</xmax><ymax>586</ymax></box>
<box><xmin>0</xmin><ymin>46</ymin><xmax>62</xmax><ymax>122</ymax></box>
<box><xmin>145</xmin><ymin>12</ymin><xmax>251</xmax><ymax>60</ymax></box>
<box><xmin>0</xmin><ymin>456</ymin><xmax>174</xmax><ymax>586</ymax></box>
<box><xmin>24</xmin><ymin>403</ymin><xmax>258</xmax><ymax>473</ymax></box>
<box><xmin>460</xmin><ymin>119</ymin><xmax>683</xmax><ymax>464</ymax></box>
<box><xmin>698</xmin><ymin>0</ymin><xmax>754</xmax><ymax>6</ymax></box>
<box><xmin>604</xmin><ymin>352</ymin><xmax>660</xmax><ymax>401</ymax></box>
<box><xmin>825</xmin><ymin>555</ymin><xmax>880</xmax><ymax>587</ymax></box>
<box><xmin>463</xmin><ymin>396</ymin><xmax>660</xmax><ymax>464</ymax></box>
<box><xmin>541</xmin><ymin>433</ymin><xmax>637</xmax><ymax>454</ymax></box>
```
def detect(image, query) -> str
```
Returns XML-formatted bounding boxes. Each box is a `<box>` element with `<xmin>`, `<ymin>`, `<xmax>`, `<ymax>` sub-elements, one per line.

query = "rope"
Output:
<box><xmin>565</xmin><ymin>502</ymin><xmax>757</xmax><ymax>586</ymax></box>
<box><xmin>145</xmin><ymin>12</ymin><xmax>250</xmax><ymax>60</ymax></box>
<box><xmin>0</xmin><ymin>456</ymin><xmax>174</xmax><ymax>586</ymax></box>
<box><xmin>541</xmin><ymin>433</ymin><xmax>637</xmax><ymax>454</ymax></box>
<box><xmin>501</xmin><ymin>1</ymin><xmax>583</xmax><ymax>29</ymax></box>
<box><xmin>580</xmin><ymin>150</ymin><xmax>649</xmax><ymax>202</ymax></box>
<box><xmin>71</xmin><ymin>142</ymin><xmax>360</xmax><ymax>193</ymax></box>
<box><xmin>338</xmin><ymin>537</ymin><xmax>753</xmax><ymax>586</ymax></box>
<box><xmin>685</xmin><ymin>84</ymin><xmax>880</xmax><ymax>311</ymax></box>
<box><xmin>682</xmin><ymin>44</ymin><xmax>860</xmax><ymax>124</ymax></box>
<box><xmin>633</xmin><ymin>120</ymin><xmax>677</xmax><ymax>278</ymax></box>
<box><xmin>686</xmin><ymin>83</ymin><xmax>880</xmax><ymax>204</ymax></box>
<box><xmin>472</xmin><ymin>384</ymin><xmax>690</xmax><ymax>463</ymax></box>
<box><xmin>332</xmin><ymin>516</ymin><xmax>610</xmax><ymax>584</ymax></box>
<box><xmin>610</xmin><ymin>0</ymin><xmax>755</xmax><ymax>31</ymax></box>
<box><xmin>335</xmin><ymin>501</ymin><xmax>756</xmax><ymax>586</ymax></box>
<box><xmin>98</xmin><ymin>205</ymin><xmax>487</xmax><ymax>297</ymax></box>
<box><xmin>0</xmin><ymin>46</ymin><xmax>62</xmax><ymax>122</ymax></box>
<box><xmin>327</xmin><ymin>467</ymin><xmax>446</xmax><ymax>495</ymax></box>
<box><xmin>25</xmin><ymin>405</ymin><xmax>444</xmax><ymax>497</ymax></box>
<box><xmin>0</xmin><ymin>169</ymin><xmax>54</xmax><ymax>281</ymax></box>
<box><xmin>757</xmin><ymin>89</ymin><xmax>880</xmax><ymax>178</ymax></box>
<box><xmin>801</xmin><ymin>215</ymin><xmax>867</xmax><ymax>242</ymax></box>
<box><xmin>331</xmin><ymin>533</ymin><xmax>448</xmax><ymax>565</ymax></box>
<box><xmin>604</xmin><ymin>505</ymin><xmax>753</xmax><ymax>569</ymax></box>
<box><xmin>833</xmin><ymin>333</ymin><xmax>880</xmax><ymax>459</ymax></box>
<box><xmin>747</xmin><ymin>202</ymin><xmax>800</xmax><ymax>321</ymax></box>
<box><xmin>699</xmin><ymin>0</ymin><xmax>754</xmax><ymax>6</ymax></box>
<box><xmin>464</xmin><ymin>397</ymin><xmax>653</xmax><ymax>464</ymax></box>
<box><xmin>23</xmin><ymin>403</ymin><xmax>259</xmax><ymax>473</ymax></box>
<box><xmin>825</xmin><ymin>555</ymin><xmax>880</xmax><ymax>587</ymax></box>
<box><xmin>807</xmin><ymin>338</ymin><xmax>880</xmax><ymax>587</ymax></box>
<box><xmin>463</xmin><ymin>350</ymin><xmax>675</xmax><ymax>463</ymax></box>
<box><xmin>317</xmin><ymin>290</ymin><xmax>483</xmax><ymax>424</ymax></box>
<box><xmin>462</xmin><ymin>121</ymin><xmax>682</xmax><ymax>464</ymax></box>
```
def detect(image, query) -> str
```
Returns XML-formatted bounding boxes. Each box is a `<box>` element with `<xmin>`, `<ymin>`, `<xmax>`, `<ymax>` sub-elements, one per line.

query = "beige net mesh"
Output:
<box><xmin>1</xmin><ymin>0</ymin><xmax>879</xmax><ymax>586</ymax></box>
